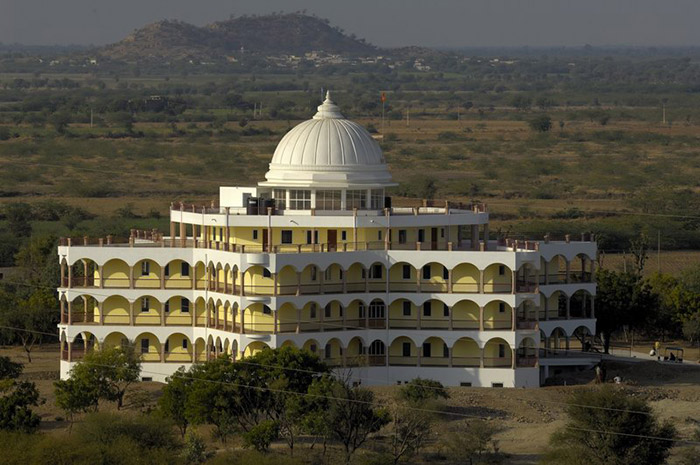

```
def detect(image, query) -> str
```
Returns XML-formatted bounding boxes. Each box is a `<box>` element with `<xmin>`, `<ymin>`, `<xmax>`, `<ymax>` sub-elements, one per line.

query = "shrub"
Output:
<box><xmin>243</xmin><ymin>420</ymin><xmax>280</xmax><ymax>452</ymax></box>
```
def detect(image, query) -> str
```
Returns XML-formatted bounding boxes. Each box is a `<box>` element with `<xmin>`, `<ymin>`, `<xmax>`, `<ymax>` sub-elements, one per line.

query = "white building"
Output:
<box><xmin>57</xmin><ymin>93</ymin><xmax>597</xmax><ymax>387</ymax></box>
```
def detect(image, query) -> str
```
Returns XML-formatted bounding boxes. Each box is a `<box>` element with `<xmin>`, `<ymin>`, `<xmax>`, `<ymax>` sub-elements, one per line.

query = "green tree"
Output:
<box><xmin>528</xmin><ymin>115</ymin><xmax>552</xmax><ymax>132</ymax></box>
<box><xmin>443</xmin><ymin>419</ymin><xmax>503</xmax><ymax>465</ymax></box>
<box><xmin>64</xmin><ymin>345</ymin><xmax>141</xmax><ymax>409</ymax></box>
<box><xmin>397</xmin><ymin>378</ymin><xmax>449</xmax><ymax>405</ymax></box>
<box><xmin>159</xmin><ymin>366</ymin><xmax>193</xmax><ymax>437</ymax></box>
<box><xmin>243</xmin><ymin>419</ymin><xmax>280</xmax><ymax>452</ymax></box>
<box><xmin>0</xmin><ymin>357</ymin><xmax>22</xmax><ymax>380</ymax></box>
<box><xmin>3</xmin><ymin>203</ymin><xmax>32</xmax><ymax>238</ymax></box>
<box><xmin>0</xmin><ymin>360</ymin><xmax>41</xmax><ymax>433</ymax></box>
<box><xmin>541</xmin><ymin>386</ymin><xmax>675</xmax><ymax>465</ymax></box>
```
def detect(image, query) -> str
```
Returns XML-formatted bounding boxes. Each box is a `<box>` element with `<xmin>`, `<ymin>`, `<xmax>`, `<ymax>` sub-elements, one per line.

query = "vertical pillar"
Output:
<box><xmin>511</xmin><ymin>348</ymin><xmax>516</xmax><ymax>369</ymax></box>
<box><xmin>272</xmin><ymin>273</ymin><xmax>277</xmax><ymax>296</ymax></box>
<box><xmin>483</xmin><ymin>223</ymin><xmax>489</xmax><ymax>251</ymax></box>
<box><xmin>240</xmin><ymin>307</ymin><xmax>245</xmax><ymax>334</ymax></box>
<box><xmin>170</xmin><ymin>221</ymin><xmax>176</xmax><ymax>247</ymax></box>
<box><xmin>590</xmin><ymin>260</ymin><xmax>596</xmax><ymax>282</ymax></box>
<box><xmin>511</xmin><ymin>306</ymin><xmax>516</xmax><ymax>330</ymax></box>
<box><xmin>415</xmin><ymin>267</ymin><xmax>421</xmax><ymax>293</ymax></box>
<box><xmin>479</xmin><ymin>306</ymin><xmax>484</xmax><ymax>331</ymax></box>
<box><xmin>511</xmin><ymin>269</ymin><xmax>516</xmax><ymax>294</ymax></box>
<box><xmin>67</xmin><ymin>264</ymin><xmax>72</xmax><ymax>288</ymax></box>
<box><xmin>241</xmin><ymin>272</ymin><xmax>246</xmax><ymax>297</ymax></box>
<box><xmin>581</xmin><ymin>256</ymin><xmax>586</xmax><ymax>281</ymax></box>
<box><xmin>98</xmin><ymin>301</ymin><xmax>104</xmax><ymax>325</ymax></box>
<box><xmin>565</xmin><ymin>260</ymin><xmax>571</xmax><ymax>284</ymax></box>
<box><xmin>448</xmin><ymin>268</ymin><xmax>453</xmax><ymax>293</ymax></box>
<box><xmin>319</xmin><ymin>270</ymin><xmax>324</xmax><ymax>295</ymax></box>
<box><xmin>179</xmin><ymin>219</ymin><xmax>186</xmax><ymax>248</ymax></box>
<box><xmin>544</xmin><ymin>297</ymin><xmax>549</xmax><ymax>321</ymax></box>
<box><xmin>364</xmin><ymin>267</ymin><xmax>369</xmax><ymax>293</ymax></box>
<box><xmin>479</xmin><ymin>348</ymin><xmax>484</xmax><ymax>368</ymax></box>
<box><xmin>129</xmin><ymin>266</ymin><xmax>134</xmax><ymax>289</ymax></box>
<box><xmin>296</xmin><ymin>271</ymin><xmax>301</xmax><ymax>296</ymax></box>
<box><xmin>60</xmin><ymin>262</ymin><xmax>66</xmax><ymax>288</ymax></box>
<box><xmin>416</xmin><ymin>303</ymin><xmax>422</xmax><ymax>330</ymax></box>
<box><xmin>67</xmin><ymin>341</ymin><xmax>72</xmax><ymax>363</ymax></box>
<box><xmin>319</xmin><ymin>305</ymin><xmax>324</xmax><ymax>333</ymax></box>
<box><xmin>160</xmin><ymin>265</ymin><xmax>165</xmax><ymax>289</ymax></box>
<box><xmin>471</xmin><ymin>224</ymin><xmax>479</xmax><ymax>250</ymax></box>
<box><xmin>566</xmin><ymin>297</ymin><xmax>571</xmax><ymax>319</ymax></box>
<box><xmin>479</xmin><ymin>269</ymin><xmax>485</xmax><ymax>294</ymax></box>
<box><xmin>416</xmin><ymin>346</ymin><xmax>421</xmax><ymax>367</ymax></box>
<box><xmin>342</xmin><ymin>269</ymin><xmax>347</xmax><ymax>293</ymax></box>
<box><xmin>161</xmin><ymin>300</ymin><xmax>166</xmax><ymax>326</ymax></box>
<box><xmin>448</xmin><ymin>346</ymin><xmax>453</xmax><ymax>367</ymax></box>
<box><xmin>160</xmin><ymin>343</ymin><xmax>165</xmax><ymax>363</ymax></box>
<box><xmin>448</xmin><ymin>306</ymin><xmax>453</xmax><ymax>330</ymax></box>
<box><xmin>83</xmin><ymin>296</ymin><xmax>88</xmax><ymax>323</ymax></box>
<box><xmin>205</xmin><ymin>301</ymin><xmax>210</xmax><ymax>328</ymax></box>
<box><xmin>83</xmin><ymin>260</ymin><xmax>88</xmax><ymax>286</ymax></box>
<box><xmin>129</xmin><ymin>301</ymin><xmax>135</xmax><ymax>326</ymax></box>
<box><xmin>590</xmin><ymin>297</ymin><xmax>595</xmax><ymax>319</ymax></box>
<box><xmin>60</xmin><ymin>298</ymin><xmax>66</xmax><ymax>324</ymax></box>
<box><xmin>296</xmin><ymin>308</ymin><xmax>301</xmax><ymax>334</ymax></box>
<box><xmin>67</xmin><ymin>300</ymin><xmax>72</xmax><ymax>325</ymax></box>
<box><xmin>273</xmin><ymin>311</ymin><xmax>278</xmax><ymax>334</ymax></box>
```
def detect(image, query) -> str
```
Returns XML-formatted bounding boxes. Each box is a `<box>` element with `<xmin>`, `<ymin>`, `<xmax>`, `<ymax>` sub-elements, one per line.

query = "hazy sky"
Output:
<box><xmin>3</xmin><ymin>0</ymin><xmax>700</xmax><ymax>47</ymax></box>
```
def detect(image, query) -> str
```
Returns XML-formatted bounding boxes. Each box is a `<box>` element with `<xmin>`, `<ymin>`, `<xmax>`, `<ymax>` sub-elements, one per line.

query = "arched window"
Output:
<box><xmin>369</xmin><ymin>300</ymin><xmax>385</xmax><ymax>319</ymax></box>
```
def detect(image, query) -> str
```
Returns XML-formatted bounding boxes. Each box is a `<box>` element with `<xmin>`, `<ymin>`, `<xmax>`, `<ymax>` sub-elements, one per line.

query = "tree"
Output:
<box><xmin>3</xmin><ymin>203</ymin><xmax>32</xmax><ymax>238</ymax></box>
<box><xmin>397</xmin><ymin>378</ymin><xmax>449</xmax><ymax>405</ymax></box>
<box><xmin>0</xmin><ymin>360</ymin><xmax>41</xmax><ymax>433</ymax></box>
<box><xmin>309</xmin><ymin>376</ymin><xmax>389</xmax><ymax>464</ymax></box>
<box><xmin>388</xmin><ymin>404</ymin><xmax>432</xmax><ymax>464</ymax></box>
<box><xmin>542</xmin><ymin>386</ymin><xmax>675</xmax><ymax>465</ymax></box>
<box><xmin>243</xmin><ymin>420</ymin><xmax>280</xmax><ymax>452</ymax></box>
<box><xmin>54</xmin><ymin>375</ymin><xmax>100</xmax><ymax>427</ymax></box>
<box><xmin>595</xmin><ymin>269</ymin><xmax>657</xmax><ymax>353</ymax></box>
<box><xmin>0</xmin><ymin>289</ymin><xmax>56</xmax><ymax>362</ymax></box>
<box><xmin>528</xmin><ymin>115</ymin><xmax>552</xmax><ymax>132</ymax></box>
<box><xmin>159</xmin><ymin>366</ymin><xmax>193</xmax><ymax>437</ymax></box>
<box><xmin>443</xmin><ymin>419</ymin><xmax>503</xmax><ymax>465</ymax></box>
<box><xmin>64</xmin><ymin>345</ymin><xmax>141</xmax><ymax>409</ymax></box>
<box><xmin>49</xmin><ymin>112</ymin><xmax>70</xmax><ymax>134</ymax></box>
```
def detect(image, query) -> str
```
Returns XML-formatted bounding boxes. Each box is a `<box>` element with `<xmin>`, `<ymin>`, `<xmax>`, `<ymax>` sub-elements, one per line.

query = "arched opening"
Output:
<box><xmin>299</xmin><ymin>301</ymin><xmax>321</xmax><ymax>332</ymax></box>
<box><xmin>388</xmin><ymin>262</ymin><xmax>415</xmax><ymax>293</ymax></box>
<box><xmin>549</xmin><ymin>327</ymin><xmax>568</xmax><ymax>354</ymax></box>
<box><xmin>483</xmin><ymin>338</ymin><xmax>512</xmax><ymax>368</ymax></box>
<box><xmin>483</xmin><ymin>300</ymin><xmax>512</xmax><ymax>330</ymax></box>
<box><xmin>244</xmin><ymin>303</ymin><xmax>274</xmax><ymax>333</ymax></box>
<box><xmin>277</xmin><ymin>265</ymin><xmax>298</xmax><ymax>296</ymax></box>
<box><xmin>324</xmin><ymin>338</ymin><xmax>344</xmax><ymax>367</ymax></box>
<box><xmin>388</xmin><ymin>298</ymin><xmax>417</xmax><ymax>329</ymax></box>
<box><xmin>164</xmin><ymin>333</ymin><xmax>193</xmax><ymax>362</ymax></box>
<box><xmin>515</xmin><ymin>300</ymin><xmax>537</xmax><ymax>329</ymax></box>
<box><xmin>346</xmin><ymin>299</ymin><xmax>367</xmax><ymax>329</ymax></box>
<box><xmin>389</xmin><ymin>336</ymin><xmax>417</xmax><ymax>366</ymax></box>
<box><xmin>102</xmin><ymin>295</ymin><xmax>130</xmax><ymax>325</ymax></box>
<box><xmin>164</xmin><ymin>295</ymin><xmax>193</xmax><ymax>326</ymax></box>
<box><xmin>421</xmin><ymin>336</ymin><xmax>449</xmax><ymax>366</ymax></box>
<box><xmin>420</xmin><ymin>262</ymin><xmax>449</xmax><ymax>293</ymax></box>
<box><xmin>302</xmin><ymin>339</ymin><xmax>321</xmax><ymax>356</ymax></box>
<box><xmin>243</xmin><ymin>341</ymin><xmax>270</xmax><ymax>358</ymax></box>
<box><xmin>367</xmin><ymin>340</ymin><xmax>386</xmax><ymax>366</ymax></box>
<box><xmin>345</xmin><ymin>336</ymin><xmax>365</xmax><ymax>367</ymax></box>
<box><xmin>165</xmin><ymin>259</ymin><xmax>194</xmax><ymax>289</ymax></box>
<box><xmin>452</xmin><ymin>300</ymin><xmax>480</xmax><ymax>329</ymax></box>
<box><xmin>103</xmin><ymin>331</ymin><xmax>130</xmax><ymax>350</ymax></box>
<box><xmin>346</xmin><ymin>263</ymin><xmax>367</xmax><ymax>293</ymax></box>
<box><xmin>194</xmin><ymin>338</ymin><xmax>206</xmax><ymax>362</ymax></box>
<box><xmin>193</xmin><ymin>297</ymin><xmax>206</xmax><ymax>327</ymax></box>
<box><xmin>323</xmin><ymin>264</ymin><xmax>345</xmax><ymax>293</ymax></box>
<box><xmin>570</xmin><ymin>290</ymin><xmax>593</xmax><ymax>319</ymax></box>
<box><xmin>299</xmin><ymin>264</ymin><xmax>321</xmax><ymax>295</ymax></box>
<box><xmin>367</xmin><ymin>262</ymin><xmax>387</xmax><ymax>292</ymax></box>
<box><xmin>420</xmin><ymin>299</ymin><xmax>450</xmax><ymax>329</ymax></box>
<box><xmin>483</xmin><ymin>263</ymin><xmax>512</xmax><ymax>294</ymax></box>
<box><xmin>570</xmin><ymin>253</ymin><xmax>593</xmax><ymax>283</ymax></box>
<box><xmin>244</xmin><ymin>265</ymin><xmax>274</xmax><ymax>296</ymax></box>
<box><xmin>365</xmin><ymin>299</ymin><xmax>386</xmax><ymax>329</ymax></box>
<box><xmin>277</xmin><ymin>303</ymin><xmax>297</xmax><ymax>333</ymax></box>
<box><xmin>572</xmin><ymin>326</ymin><xmax>594</xmax><ymax>352</ymax></box>
<box><xmin>134</xmin><ymin>295</ymin><xmax>161</xmax><ymax>325</ymax></box>
<box><xmin>516</xmin><ymin>337</ymin><xmax>538</xmax><ymax>367</ymax></box>
<box><xmin>452</xmin><ymin>337</ymin><xmax>480</xmax><ymax>367</ymax></box>
<box><xmin>101</xmin><ymin>259</ymin><xmax>130</xmax><ymax>288</ymax></box>
<box><xmin>452</xmin><ymin>263</ymin><xmax>479</xmax><ymax>293</ymax></box>
<box><xmin>544</xmin><ymin>290</ymin><xmax>568</xmax><ymax>320</ymax></box>
<box><xmin>323</xmin><ymin>300</ymin><xmax>344</xmax><ymax>331</ymax></box>
<box><xmin>545</xmin><ymin>255</ymin><xmax>568</xmax><ymax>285</ymax></box>
<box><xmin>135</xmin><ymin>332</ymin><xmax>161</xmax><ymax>362</ymax></box>
<box><xmin>133</xmin><ymin>259</ymin><xmax>161</xmax><ymax>289</ymax></box>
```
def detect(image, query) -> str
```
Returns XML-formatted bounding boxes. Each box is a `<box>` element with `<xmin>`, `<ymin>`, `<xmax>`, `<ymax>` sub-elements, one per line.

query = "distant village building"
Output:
<box><xmin>57</xmin><ymin>93</ymin><xmax>597</xmax><ymax>387</ymax></box>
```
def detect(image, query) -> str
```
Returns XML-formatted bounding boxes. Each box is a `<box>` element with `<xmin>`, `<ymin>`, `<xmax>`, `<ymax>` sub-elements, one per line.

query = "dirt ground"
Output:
<box><xmin>4</xmin><ymin>344</ymin><xmax>700</xmax><ymax>464</ymax></box>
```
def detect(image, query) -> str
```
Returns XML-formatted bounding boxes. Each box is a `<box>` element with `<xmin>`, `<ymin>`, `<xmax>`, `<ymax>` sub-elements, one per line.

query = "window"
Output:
<box><xmin>358</xmin><ymin>303</ymin><xmax>365</xmax><ymax>318</ymax></box>
<box><xmin>369</xmin><ymin>300</ymin><xmax>385</xmax><ymax>318</ymax></box>
<box><xmin>325</xmin><ymin>304</ymin><xmax>332</xmax><ymax>318</ymax></box>
<box><xmin>306</xmin><ymin>230</ymin><xmax>319</xmax><ymax>244</ymax></box>
<box><xmin>164</xmin><ymin>264</ymin><xmax>169</xmax><ymax>276</ymax></box>
<box><xmin>398</xmin><ymin>230</ymin><xmax>407</xmax><ymax>244</ymax></box>
<box><xmin>325</xmin><ymin>344</ymin><xmax>332</xmax><ymax>359</ymax></box>
<box><xmin>492</xmin><ymin>383</ymin><xmax>504</xmax><ymax>388</ymax></box>
<box><xmin>164</xmin><ymin>300</ymin><xmax>170</xmax><ymax>313</ymax></box>
<box><xmin>369</xmin><ymin>340</ymin><xmax>385</xmax><ymax>355</ymax></box>
<box><xmin>341</xmin><ymin>230</ymin><xmax>347</xmax><ymax>241</ymax></box>
<box><xmin>141</xmin><ymin>261</ymin><xmax>150</xmax><ymax>276</ymax></box>
<box><xmin>289</xmin><ymin>190</ymin><xmax>311</xmax><ymax>210</ymax></box>
<box><xmin>498</xmin><ymin>265</ymin><xmax>506</xmax><ymax>276</ymax></box>
<box><xmin>443</xmin><ymin>343</ymin><xmax>449</xmax><ymax>358</ymax></box>
<box><xmin>402</xmin><ymin>265</ymin><xmax>411</xmax><ymax>280</ymax></box>
<box><xmin>263</xmin><ymin>268</ymin><xmax>272</xmax><ymax>278</ymax></box>
<box><xmin>141</xmin><ymin>297</ymin><xmax>149</xmax><ymax>313</ymax></box>
<box><xmin>325</xmin><ymin>267</ymin><xmax>332</xmax><ymax>281</ymax></box>
<box><xmin>346</xmin><ymin>190</ymin><xmax>366</xmax><ymax>210</ymax></box>
<box><xmin>281</xmin><ymin>230</ymin><xmax>293</xmax><ymax>244</ymax></box>
<box><xmin>441</xmin><ymin>228</ymin><xmax>445</xmax><ymax>238</ymax></box>
<box><xmin>339</xmin><ymin>305</ymin><xmax>343</xmax><ymax>317</ymax></box>
<box><xmin>181</xmin><ymin>262</ymin><xmax>190</xmax><ymax>277</ymax></box>
<box><xmin>219</xmin><ymin>228</ymin><xmax>223</xmax><ymax>241</ymax></box>
<box><xmin>370</xmin><ymin>189</ymin><xmax>384</xmax><ymax>209</ymax></box>
<box><xmin>164</xmin><ymin>340</ymin><xmax>169</xmax><ymax>352</ymax></box>
<box><xmin>273</xmin><ymin>189</ymin><xmax>286</xmax><ymax>210</ymax></box>
<box><xmin>140</xmin><ymin>338</ymin><xmax>149</xmax><ymax>354</ymax></box>
<box><xmin>378</xmin><ymin>230</ymin><xmax>383</xmax><ymax>241</ymax></box>
<box><xmin>181</xmin><ymin>298</ymin><xmax>190</xmax><ymax>313</ymax></box>
<box><xmin>310</xmin><ymin>344</ymin><xmax>317</xmax><ymax>353</ymax></box>
<box><xmin>370</xmin><ymin>264</ymin><xmax>382</xmax><ymax>279</ymax></box>
<box><xmin>263</xmin><ymin>305</ymin><xmax>271</xmax><ymax>315</ymax></box>
<box><xmin>423</xmin><ymin>301</ymin><xmax>432</xmax><ymax>317</ymax></box>
<box><xmin>422</xmin><ymin>265</ymin><xmax>431</xmax><ymax>280</ymax></box>
<box><xmin>402</xmin><ymin>342</ymin><xmax>411</xmax><ymax>357</ymax></box>
<box><xmin>443</xmin><ymin>303</ymin><xmax>450</xmax><ymax>317</ymax></box>
<box><xmin>460</xmin><ymin>382</ymin><xmax>472</xmax><ymax>387</ymax></box>
<box><xmin>182</xmin><ymin>339</ymin><xmax>188</xmax><ymax>350</ymax></box>
<box><xmin>499</xmin><ymin>302</ymin><xmax>506</xmax><ymax>313</ymax></box>
<box><xmin>338</xmin><ymin>268</ymin><xmax>343</xmax><ymax>280</ymax></box>
<box><xmin>498</xmin><ymin>344</ymin><xmax>506</xmax><ymax>358</ymax></box>
<box><xmin>316</xmin><ymin>190</ymin><xmax>341</xmax><ymax>210</ymax></box>
<box><xmin>310</xmin><ymin>304</ymin><xmax>317</xmax><ymax>319</ymax></box>
<box><xmin>443</xmin><ymin>266</ymin><xmax>449</xmax><ymax>280</ymax></box>
<box><xmin>310</xmin><ymin>266</ymin><xmax>317</xmax><ymax>281</ymax></box>
<box><xmin>253</xmin><ymin>230</ymin><xmax>259</xmax><ymax>240</ymax></box>
<box><xmin>422</xmin><ymin>342</ymin><xmax>431</xmax><ymax>358</ymax></box>
<box><xmin>418</xmin><ymin>229</ymin><xmax>425</xmax><ymax>243</ymax></box>
<box><xmin>403</xmin><ymin>301</ymin><xmax>411</xmax><ymax>316</ymax></box>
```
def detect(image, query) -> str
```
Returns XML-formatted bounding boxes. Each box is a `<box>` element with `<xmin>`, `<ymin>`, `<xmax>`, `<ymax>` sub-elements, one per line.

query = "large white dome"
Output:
<box><xmin>260</xmin><ymin>92</ymin><xmax>395</xmax><ymax>188</ymax></box>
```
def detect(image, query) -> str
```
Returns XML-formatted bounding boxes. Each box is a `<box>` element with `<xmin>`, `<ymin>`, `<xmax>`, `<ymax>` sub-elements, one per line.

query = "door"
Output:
<box><xmin>262</xmin><ymin>229</ymin><xmax>269</xmax><ymax>252</ymax></box>
<box><xmin>431</xmin><ymin>227</ymin><xmax>438</xmax><ymax>250</ymax></box>
<box><xmin>328</xmin><ymin>229</ymin><xmax>337</xmax><ymax>251</ymax></box>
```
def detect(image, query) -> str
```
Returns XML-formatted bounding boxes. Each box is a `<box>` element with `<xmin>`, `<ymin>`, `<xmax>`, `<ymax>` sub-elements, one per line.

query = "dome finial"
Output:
<box><xmin>314</xmin><ymin>90</ymin><xmax>343</xmax><ymax>119</ymax></box>
<box><xmin>325</xmin><ymin>90</ymin><xmax>331</xmax><ymax>102</ymax></box>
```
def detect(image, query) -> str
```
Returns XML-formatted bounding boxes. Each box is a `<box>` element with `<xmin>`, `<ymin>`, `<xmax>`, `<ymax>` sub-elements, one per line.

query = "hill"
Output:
<box><xmin>98</xmin><ymin>13</ymin><xmax>377</xmax><ymax>61</ymax></box>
